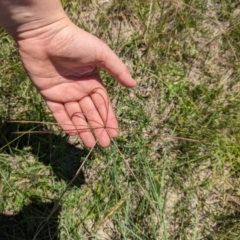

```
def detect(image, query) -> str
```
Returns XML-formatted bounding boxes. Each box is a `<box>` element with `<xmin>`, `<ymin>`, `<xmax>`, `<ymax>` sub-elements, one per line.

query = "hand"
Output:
<box><xmin>17</xmin><ymin>18</ymin><xmax>136</xmax><ymax>147</ymax></box>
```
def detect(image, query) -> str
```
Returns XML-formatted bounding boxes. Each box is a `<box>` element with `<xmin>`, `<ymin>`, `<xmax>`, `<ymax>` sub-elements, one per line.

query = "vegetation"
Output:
<box><xmin>1</xmin><ymin>0</ymin><xmax>240</xmax><ymax>239</ymax></box>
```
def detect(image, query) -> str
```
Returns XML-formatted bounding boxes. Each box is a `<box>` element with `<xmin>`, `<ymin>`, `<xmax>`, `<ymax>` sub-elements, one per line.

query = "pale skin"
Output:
<box><xmin>0</xmin><ymin>0</ymin><xmax>136</xmax><ymax>147</ymax></box>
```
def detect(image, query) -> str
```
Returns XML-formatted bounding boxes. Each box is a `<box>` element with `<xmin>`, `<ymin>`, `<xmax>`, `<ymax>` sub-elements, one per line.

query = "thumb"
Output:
<box><xmin>95</xmin><ymin>40</ymin><xmax>136</xmax><ymax>87</ymax></box>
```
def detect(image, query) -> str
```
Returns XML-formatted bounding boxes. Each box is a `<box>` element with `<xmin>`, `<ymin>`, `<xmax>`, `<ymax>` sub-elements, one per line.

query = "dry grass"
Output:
<box><xmin>0</xmin><ymin>0</ymin><xmax>240</xmax><ymax>239</ymax></box>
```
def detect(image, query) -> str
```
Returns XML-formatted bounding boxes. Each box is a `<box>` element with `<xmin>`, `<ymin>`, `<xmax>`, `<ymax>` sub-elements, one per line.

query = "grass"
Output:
<box><xmin>1</xmin><ymin>0</ymin><xmax>240</xmax><ymax>239</ymax></box>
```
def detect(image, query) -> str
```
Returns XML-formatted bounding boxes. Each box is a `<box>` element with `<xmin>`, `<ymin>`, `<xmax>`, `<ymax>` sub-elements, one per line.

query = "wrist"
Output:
<box><xmin>0</xmin><ymin>0</ymin><xmax>68</xmax><ymax>41</ymax></box>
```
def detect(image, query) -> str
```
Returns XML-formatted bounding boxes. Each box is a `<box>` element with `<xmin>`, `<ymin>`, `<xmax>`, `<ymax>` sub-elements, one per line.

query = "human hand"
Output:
<box><xmin>17</xmin><ymin>18</ymin><xmax>136</xmax><ymax>147</ymax></box>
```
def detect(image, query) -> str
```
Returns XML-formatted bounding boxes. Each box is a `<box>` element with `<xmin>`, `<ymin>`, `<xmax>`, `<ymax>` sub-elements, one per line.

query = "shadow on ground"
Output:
<box><xmin>0</xmin><ymin>120</ymin><xmax>91</xmax><ymax>239</ymax></box>
<box><xmin>0</xmin><ymin>199</ymin><xmax>61</xmax><ymax>240</ymax></box>
<box><xmin>0</xmin><ymin>120</ymin><xmax>89</xmax><ymax>186</ymax></box>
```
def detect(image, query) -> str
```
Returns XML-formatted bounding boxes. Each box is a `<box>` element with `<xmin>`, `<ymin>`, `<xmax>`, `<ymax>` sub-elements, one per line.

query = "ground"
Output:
<box><xmin>0</xmin><ymin>0</ymin><xmax>240</xmax><ymax>239</ymax></box>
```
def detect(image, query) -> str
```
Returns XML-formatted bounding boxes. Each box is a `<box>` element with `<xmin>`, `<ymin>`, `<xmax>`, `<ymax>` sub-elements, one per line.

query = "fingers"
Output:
<box><xmin>65</xmin><ymin>88</ymin><xmax>117</xmax><ymax>147</ymax></box>
<box><xmin>45</xmin><ymin>101</ymin><xmax>77</xmax><ymax>135</ymax></box>
<box><xmin>64</xmin><ymin>101</ymin><xmax>96</xmax><ymax>148</ymax></box>
<box><xmin>46</xmin><ymin>90</ymin><xmax>117</xmax><ymax>148</ymax></box>
<box><xmin>90</xmin><ymin>88</ymin><xmax>119</xmax><ymax>138</ymax></box>
<box><xmin>95</xmin><ymin>40</ymin><xmax>137</xmax><ymax>88</ymax></box>
<box><xmin>46</xmin><ymin>100</ymin><xmax>97</xmax><ymax>147</ymax></box>
<box><xmin>79</xmin><ymin>96</ymin><xmax>111</xmax><ymax>147</ymax></box>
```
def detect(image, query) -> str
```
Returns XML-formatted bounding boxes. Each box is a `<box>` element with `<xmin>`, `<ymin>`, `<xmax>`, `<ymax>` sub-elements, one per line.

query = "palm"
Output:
<box><xmin>18</xmin><ymin>22</ymin><xmax>136</xmax><ymax>147</ymax></box>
